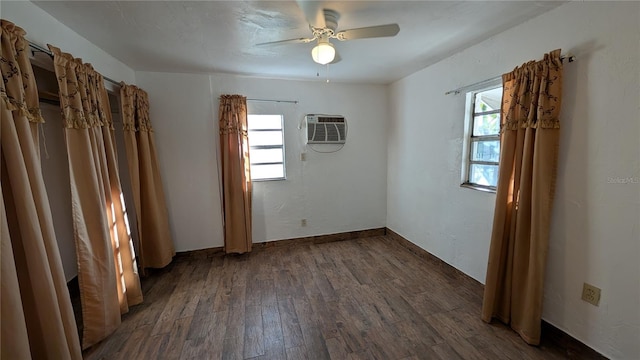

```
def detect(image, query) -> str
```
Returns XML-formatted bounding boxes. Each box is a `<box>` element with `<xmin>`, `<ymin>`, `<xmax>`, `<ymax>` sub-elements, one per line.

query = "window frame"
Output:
<box><xmin>247</xmin><ymin>114</ymin><xmax>286</xmax><ymax>182</ymax></box>
<box><xmin>461</xmin><ymin>82</ymin><xmax>502</xmax><ymax>193</ymax></box>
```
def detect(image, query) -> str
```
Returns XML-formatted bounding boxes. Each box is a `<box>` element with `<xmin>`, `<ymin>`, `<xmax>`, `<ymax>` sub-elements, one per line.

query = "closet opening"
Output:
<box><xmin>32</xmin><ymin>57</ymin><xmax>141</xmax><ymax>285</ymax></box>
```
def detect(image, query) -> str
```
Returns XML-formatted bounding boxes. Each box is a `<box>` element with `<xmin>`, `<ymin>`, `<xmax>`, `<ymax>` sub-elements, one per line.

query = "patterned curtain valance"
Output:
<box><xmin>219</xmin><ymin>94</ymin><xmax>248</xmax><ymax>136</ymax></box>
<box><xmin>120</xmin><ymin>84</ymin><xmax>152</xmax><ymax>132</ymax></box>
<box><xmin>501</xmin><ymin>49</ymin><xmax>563</xmax><ymax>131</ymax></box>
<box><xmin>1</xmin><ymin>20</ymin><xmax>44</xmax><ymax>124</ymax></box>
<box><xmin>48</xmin><ymin>45</ymin><xmax>112</xmax><ymax>130</ymax></box>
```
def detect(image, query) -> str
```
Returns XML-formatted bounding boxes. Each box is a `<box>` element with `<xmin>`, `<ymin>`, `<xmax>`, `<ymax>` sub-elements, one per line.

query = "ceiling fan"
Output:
<box><xmin>258</xmin><ymin>1</ymin><xmax>400</xmax><ymax>65</ymax></box>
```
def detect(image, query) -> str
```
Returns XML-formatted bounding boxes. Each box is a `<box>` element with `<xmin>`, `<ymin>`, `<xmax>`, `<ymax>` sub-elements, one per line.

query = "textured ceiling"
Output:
<box><xmin>33</xmin><ymin>1</ymin><xmax>564</xmax><ymax>84</ymax></box>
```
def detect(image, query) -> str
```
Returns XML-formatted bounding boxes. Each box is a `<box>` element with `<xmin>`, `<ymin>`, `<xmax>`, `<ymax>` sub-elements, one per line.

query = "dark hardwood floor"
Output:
<box><xmin>81</xmin><ymin>236</ymin><xmax>602</xmax><ymax>359</ymax></box>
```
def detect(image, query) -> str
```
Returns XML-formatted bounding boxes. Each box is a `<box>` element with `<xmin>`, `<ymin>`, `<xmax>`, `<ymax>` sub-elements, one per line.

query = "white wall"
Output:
<box><xmin>135</xmin><ymin>71</ymin><xmax>388</xmax><ymax>252</ymax></box>
<box><xmin>3</xmin><ymin>1</ymin><xmax>135</xmax><ymax>84</ymax></box>
<box><xmin>387</xmin><ymin>2</ymin><xmax>639</xmax><ymax>359</ymax></box>
<box><xmin>132</xmin><ymin>72</ymin><xmax>221</xmax><ymax>252</ymax></box>
<box><xmin>3</xmin><ymin>1</ymin><xmax>138</xmax><ymax>281</ymax></box>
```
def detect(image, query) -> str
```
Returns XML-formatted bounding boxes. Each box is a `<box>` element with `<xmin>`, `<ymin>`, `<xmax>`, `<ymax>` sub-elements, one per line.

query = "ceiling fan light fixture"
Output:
<box><xmin>311</xmin><ymin>41</ymin><xmax>335</xmax><ymax>65</ymax></box>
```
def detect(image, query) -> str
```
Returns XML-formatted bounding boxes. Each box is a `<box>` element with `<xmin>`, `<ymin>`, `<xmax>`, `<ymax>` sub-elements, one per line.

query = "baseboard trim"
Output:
<box><xmin>175</xmin><ymin>227</ymin><xmax>387</xmax><ymax>258</ymax></box>
<box><xmin>253</xmin><ymin>227</ymin><xmax>386</xmax><ymax>250</ymax></box>
<box><xmin>386</xmin><ymin>228</ymin><xmax>479</xmax><ymax>284</ymax></box>
<box><xmin>385</xmin><ymin>227</ymin><xmax>607</xmax><ymax>359</ymax></box>
<box><xmin>175</xmin><ymin>246</ymin><xmax>224</xmax><ymax>259</ymax></box>
<box><xmin>540</xmin><ymin>321</ymin><xmax>607</xmax><ymax>359</ymax></box>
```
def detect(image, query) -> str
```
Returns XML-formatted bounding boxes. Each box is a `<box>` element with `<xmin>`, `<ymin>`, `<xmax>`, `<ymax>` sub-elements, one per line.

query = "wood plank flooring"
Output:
<box><xmin>81</xmin><ymin>236</ymin><xmax>601</xmax><ymax>359</ymax></box>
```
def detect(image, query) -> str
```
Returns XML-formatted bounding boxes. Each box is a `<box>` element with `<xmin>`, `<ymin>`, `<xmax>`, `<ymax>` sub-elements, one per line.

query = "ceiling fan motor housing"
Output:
<box><xmin>323</xmin><ymin>9</ymin><xmax>340</xmax><ymax>31</ymax></box>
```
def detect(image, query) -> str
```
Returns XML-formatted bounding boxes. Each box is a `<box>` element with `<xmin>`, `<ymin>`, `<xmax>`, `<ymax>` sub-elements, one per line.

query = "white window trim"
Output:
<box><xmin>461</xmin><ymin>79</ymin><xmax>502</xmax><ymax>193</ymax></box>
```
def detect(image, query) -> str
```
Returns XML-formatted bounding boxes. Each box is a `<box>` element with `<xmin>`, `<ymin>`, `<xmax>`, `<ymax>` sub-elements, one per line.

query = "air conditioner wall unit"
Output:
<box><xmin>305</xmin><ymin>114</ymin><xmax>346</xmax><ymax>144</ymax></box>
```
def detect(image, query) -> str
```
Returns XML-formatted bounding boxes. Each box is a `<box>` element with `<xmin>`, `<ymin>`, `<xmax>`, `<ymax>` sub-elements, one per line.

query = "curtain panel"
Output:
<box><xmin>482</xmin><ymin>49</ymin><xmax>563</xmax><ymax>345</ymax></box>
<box><xmin>1</xmin><ymin>20</ymin><xmax>82</xmax><ymax>359</ymax></box>
<box><xmin>120</xmin><ymin>83</ymin><xmax>174</xmax><ymax>270</ymax></box>
<box><xmin>218</xmin><ymin>94</ymin><xmax>252</xmax><ymax>254</ymax></box>
<box><xmin>49</xmin><ymin>45</ymin><xmax>143</xmax><ymax>349</ymax></box>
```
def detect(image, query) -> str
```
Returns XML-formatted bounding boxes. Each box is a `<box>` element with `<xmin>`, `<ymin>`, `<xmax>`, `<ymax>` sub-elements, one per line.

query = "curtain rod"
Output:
<box><xmin>247</xmin><ymin>98</ymin><xmax>298</xmax><ymax>104</ymax></box>
<box><xmin>28</xmin><ymin>41</ymin><xmax>122</xmax><ymax>88</ymax></box>
<box><xmin>444</xmin><ymin>54</ymin><xmax>575</xmax><ymax>95</ymax></box>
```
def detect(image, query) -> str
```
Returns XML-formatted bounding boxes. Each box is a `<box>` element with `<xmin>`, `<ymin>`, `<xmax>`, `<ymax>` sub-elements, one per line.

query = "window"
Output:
<box><xmin>462</xmin><ymin>85</ymin><xmax>503</xmax><ymax>191</ymax></box>
<box><xmin>247</xmin><ymin>114</ymin><xmax>285</xmax><ymax>181</ymax></box>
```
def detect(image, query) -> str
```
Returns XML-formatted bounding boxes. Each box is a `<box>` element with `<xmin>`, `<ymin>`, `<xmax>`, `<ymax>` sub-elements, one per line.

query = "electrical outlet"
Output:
<box><xmin>581</xmin><ymin>283</ymin><xmax>601</xmax><ymax>306</ymax></box>
<box><xmin>300</xmin><ymin>152</ymin><xmax>307</xmax><ymax>161</ymax></box>
<box><xmin>301</xmin><ymin>219</ymin><xmax>307</xmax><ymax>227</ymax></box>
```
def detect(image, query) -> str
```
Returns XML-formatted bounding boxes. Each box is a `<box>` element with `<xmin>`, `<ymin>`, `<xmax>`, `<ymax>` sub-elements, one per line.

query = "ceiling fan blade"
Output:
<box><xmin>256</xmin><ymin>37</ymin><xmax>314</xmax><ymax>46</ymax></box>
<box><xmin>335</xmin><ymin>24</ymin><xmax>400</xmax><ymax>41</ymax></box>
<box><xmin>295</xmin><ymin>0</ymin><xmax>325</xmax><ymax>28</ymax></box>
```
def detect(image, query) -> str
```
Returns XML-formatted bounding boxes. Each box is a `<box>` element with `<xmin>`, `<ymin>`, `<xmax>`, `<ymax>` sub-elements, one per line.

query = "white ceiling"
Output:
<box><xmin>33</xmin><ymin>1</ymin><xmax>564</xmax><ymax>84</ymax></box>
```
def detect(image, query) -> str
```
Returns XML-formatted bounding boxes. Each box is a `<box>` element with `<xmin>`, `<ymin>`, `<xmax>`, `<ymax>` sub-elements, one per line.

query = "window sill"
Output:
<box><xmin>460</xmin><ymin>183</ymin><xmax>496</xmax><ymax>193</ymax></box>
<box><xmin>252</xmin><ymin>177</ymin><xmax>286</xmax><ymax>182</ymax></box>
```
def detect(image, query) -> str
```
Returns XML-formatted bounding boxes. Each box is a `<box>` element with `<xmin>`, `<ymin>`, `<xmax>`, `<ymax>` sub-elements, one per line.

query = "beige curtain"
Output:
<box><xmin>49</xmin><ymin>45</ymin><xmax>143</xmax><ymax>349</ymax></box>
<box><xmin>120</xmin><ymin>84</ymin><xmax>174</xmax><ymax>270</ymax></box>
<box><xmin>0</xmin><ymin>20</ymin><xmax>82</xmax><ymax>359</ymax></box>
<box><xmin>482</xmin><ymin>49</ymin><xmax>563</xmax><ymax>345</ymax></box>
<box><xmin>219</xmin><ymin>95</ymin><xmax>252</xmax><ymax>254</ymax></box>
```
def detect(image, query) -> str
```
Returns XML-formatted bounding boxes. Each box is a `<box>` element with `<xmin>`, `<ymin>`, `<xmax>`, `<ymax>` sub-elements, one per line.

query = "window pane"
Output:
<box><xmin>250</xmin><ymin>148</ymin><xmax>283</xmax><ymax>164</ymax></box>
<box><xmin>251</xmin><ymin>164</ymin><xmax>284</xmax><ymax>180</ymax></box>
<box><xmin>473</xmin><ymin>113</ymin><xmax>500</xmax><ymax>136</ymax></box>
<box><xmin>474</xmin><ymin>87</ymin><xmax>503</xmax><ymax>113</ymax></box>
<box><xmin>470</xmin><ymin>164</ymin><xmax>499</xmax><ymax>187</ymax></box>
<box><xmin>248</xmin><ymin>130</ymin><xmax>283</xmax><ymax>146</ymax></box>
<box><xmin>248</xmin><ymin>114</ymin><xmax>283</xmax><ymax>130</ymax></box>
<box><xmin>470</xmin><ymin>140</ymin><xmax>500</xmax><ymax>162</ymax></box>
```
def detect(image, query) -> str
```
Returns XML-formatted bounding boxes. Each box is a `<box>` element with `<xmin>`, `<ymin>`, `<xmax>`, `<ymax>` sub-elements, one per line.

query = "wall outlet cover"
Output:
<box><xmin>581</xmin><ymin>283</ymin><xmax>601</xmax><ymax>306</ymax></box>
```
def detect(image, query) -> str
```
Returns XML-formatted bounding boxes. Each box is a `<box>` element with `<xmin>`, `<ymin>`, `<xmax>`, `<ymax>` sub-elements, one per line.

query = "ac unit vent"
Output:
<box><xmin>306</xmin><ymin>114</ymin><xmax>346</xmax><ymax>144</ymax></box>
